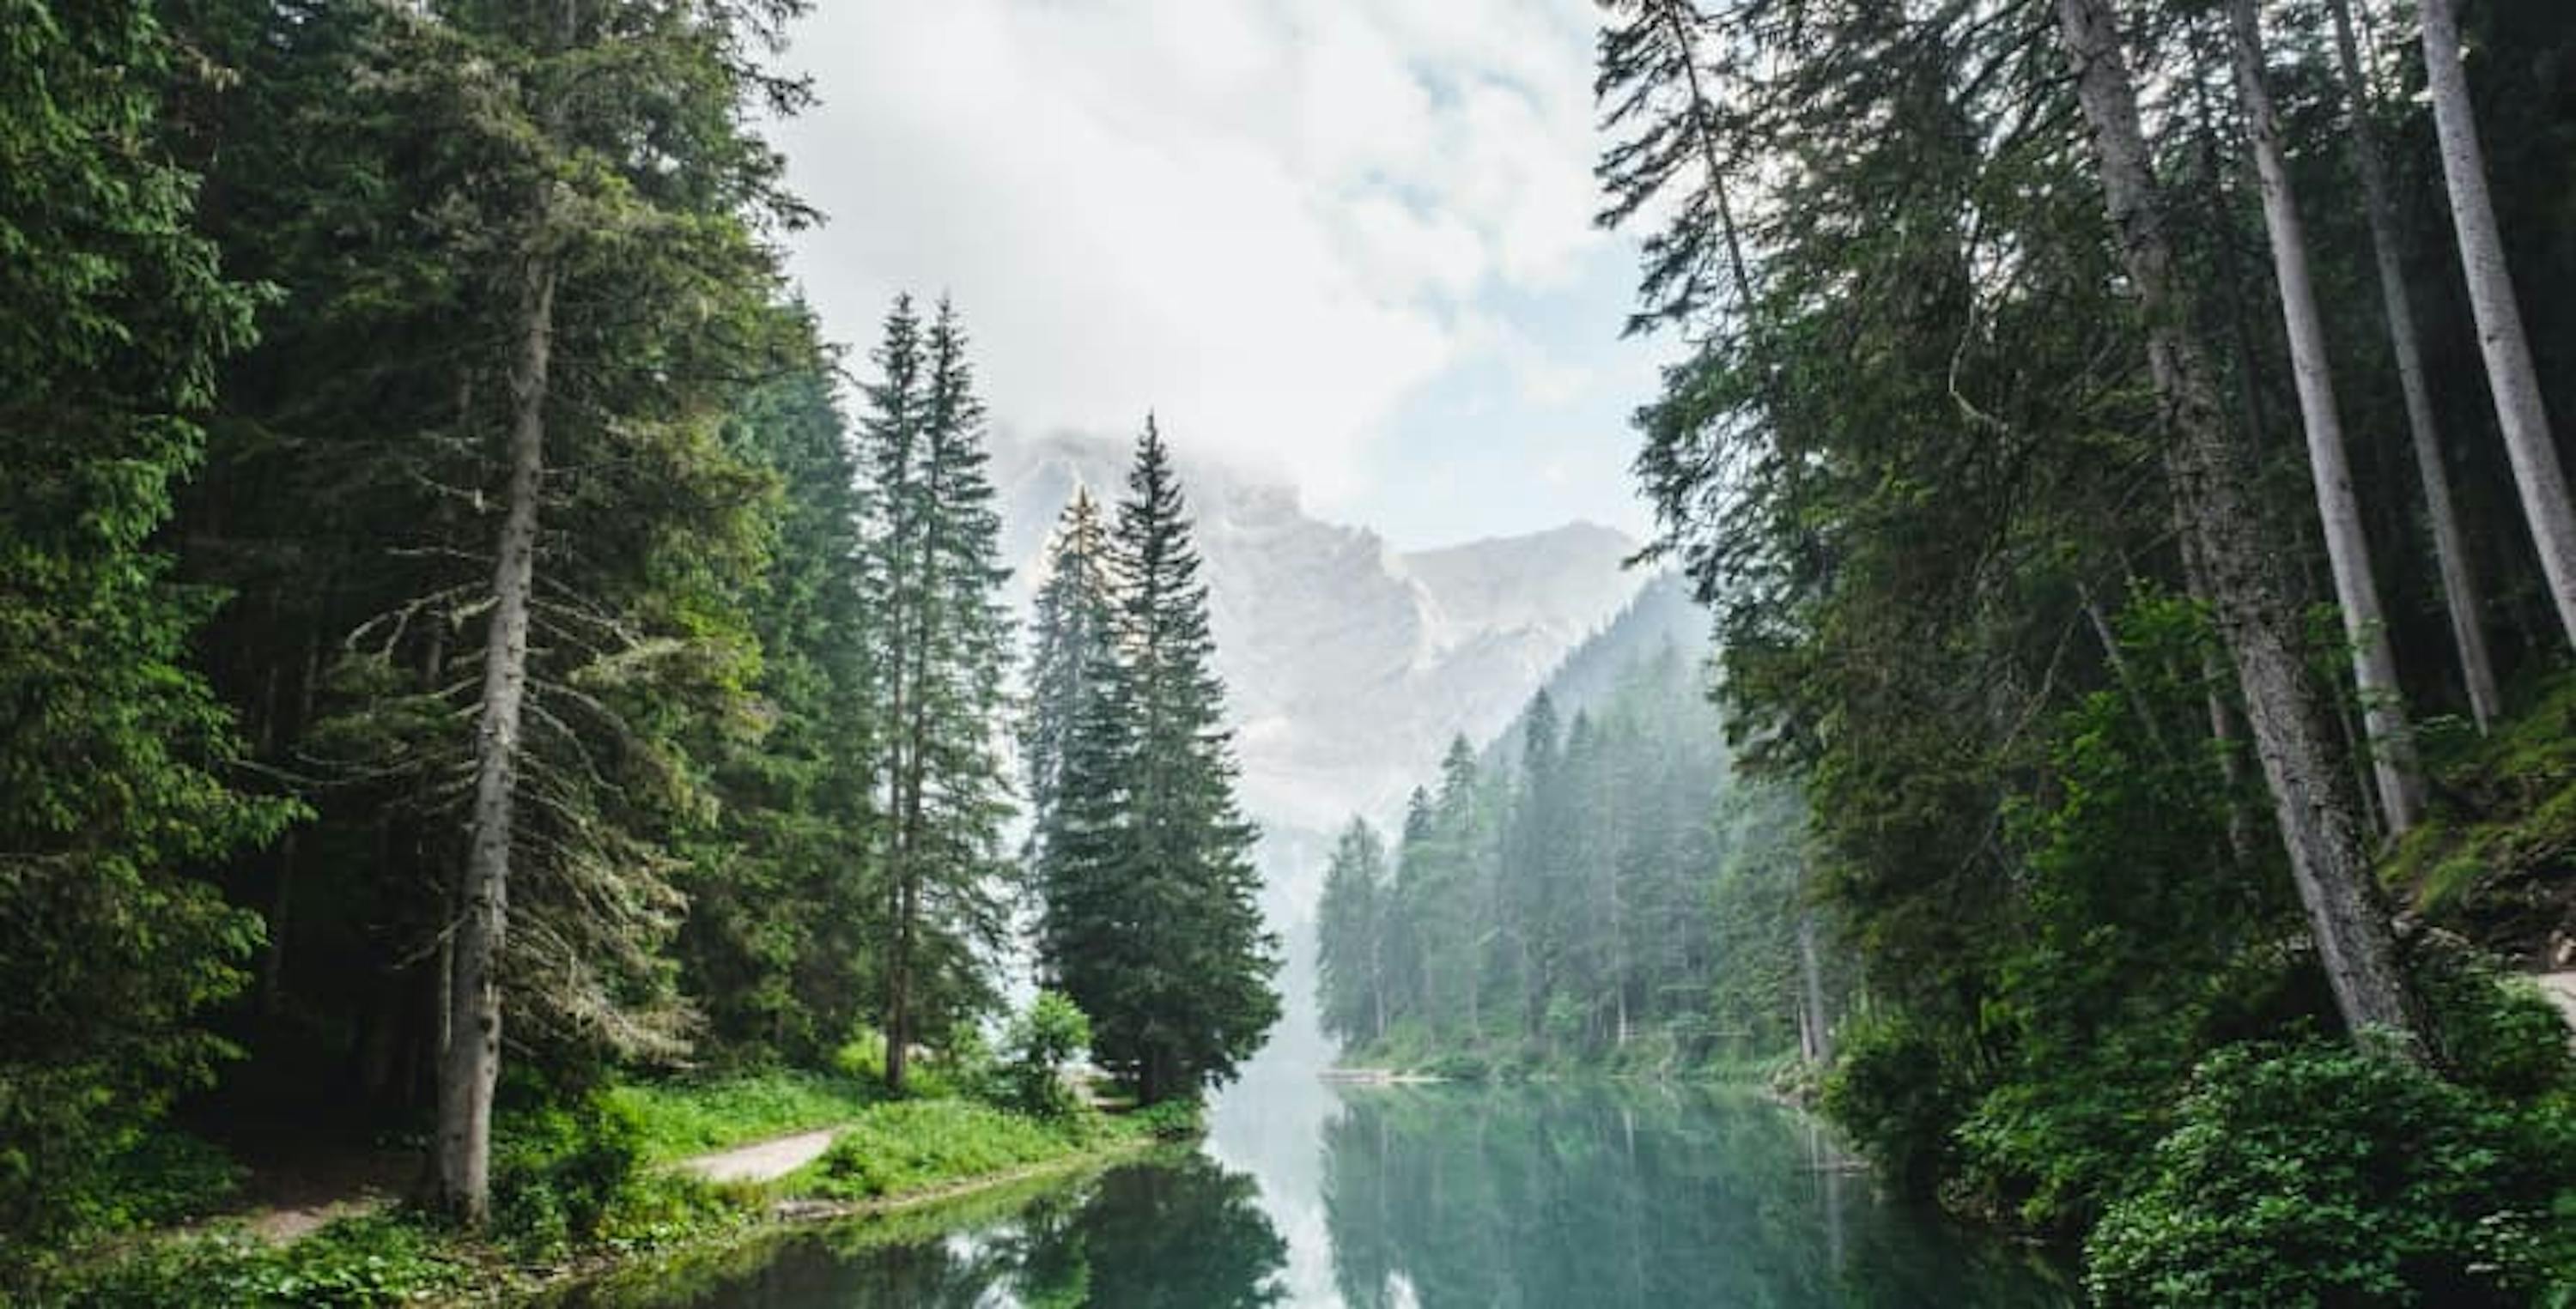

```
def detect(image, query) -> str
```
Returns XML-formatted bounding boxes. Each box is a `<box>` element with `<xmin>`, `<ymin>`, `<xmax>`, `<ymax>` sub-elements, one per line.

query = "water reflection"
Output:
<box><xmin>1317</xmin><ymin>1084</ymin><xmax>2065</xmax><ymax>1308</ymax></box>
<box><xmin>565</xmin><ymin>1154</ymin><xmax>1285</xmax><ymax>1309</ymax></box>
<box><xmin>572</xmin><ymin>1082</ymin><xmax>2068</xmax><ymax>1307</ymax></box>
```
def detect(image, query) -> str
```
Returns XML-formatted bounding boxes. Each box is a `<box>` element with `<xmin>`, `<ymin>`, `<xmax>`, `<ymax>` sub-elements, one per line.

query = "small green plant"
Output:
<box><xmin>1125</xmin><ymin>1098</ymin><xmax>1205</xmax><ymax>1141</ymax></box>
<box><xmin>834</xmin><ymin>1027</ymin><xmax>890</xmax><ymax>1083</ymax></box>
<box><xmin>1002</xmin><ymin>991</ymin><xmax>1092</xmax><ymax>1119</ymax></box>
<box><xmin>491</xmin><ymin>1091</ymin><xmax>647</xmax><ymax>1257</ymax></box>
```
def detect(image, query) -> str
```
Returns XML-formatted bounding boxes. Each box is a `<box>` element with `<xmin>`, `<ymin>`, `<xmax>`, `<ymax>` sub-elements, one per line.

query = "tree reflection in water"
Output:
<box><xmin>565</xmin><ymin>1154</ymin><xmax>1285</xmax><ymax>1309</ymax></box>
<box><xmin>565</xmin><ymin>1085</ymin><xmax>2066</xmax><ymax>1308</ymax></box>
<box><xmin>1321</xmin><ymin>1084</ymin><xmax>2070</xmax><ymax>1309</ymax></box>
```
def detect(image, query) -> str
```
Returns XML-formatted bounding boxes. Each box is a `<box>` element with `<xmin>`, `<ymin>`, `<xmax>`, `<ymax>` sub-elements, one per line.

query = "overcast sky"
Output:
<box><xmin>765</xmin><ymin>0</ymin><xmax>1669</xmax><ymax>550</ymax></box>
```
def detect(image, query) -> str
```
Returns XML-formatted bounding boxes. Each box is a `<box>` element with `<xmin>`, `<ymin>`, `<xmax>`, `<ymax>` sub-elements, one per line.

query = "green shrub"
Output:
<box><xmin>1956</xmin><ymin>1039</ymin><xmax>2175</xmax><ymax>1232</ymax></box>
<box><xmin>1820</xmin><ymin>1009</ymin><xmax>1965</xmax><ymax>1195</ymax></box>
<box><xmin>2087</xmin><ymin>1039</ymin><xmax>2572</xmax><ymax>1307</ymax></box>
<box><xmin>1002</xmin><ymin>991</ymin><xmax>1092</xmax><ymax>1119</ymax></box>
<box><xmin>1126</xmin><ymin>1098</ymin><xmax>1205</xmax><ymax>1142</ymax></box>
<box><xmin>491</xmin><ymin>1091</ymin><xmax>647</xmax><ymax>1257</ymax></box>
<box><xmin>834</xmin><ymin>1027</ymin><xmax>889</xmax><ymax>1083</ymax></box>
<box><xmin>2415</xmin><ymin>944</ymin><xmax>2576</xmax><ymax>1099</ymax></box>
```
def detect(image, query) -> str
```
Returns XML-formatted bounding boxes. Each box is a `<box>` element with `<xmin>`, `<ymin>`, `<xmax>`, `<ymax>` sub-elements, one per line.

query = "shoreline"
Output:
<box><xmin>477</xmin><ymin>1130</ymin><xmax>1166</xmax><ymax>1306</ymax></box>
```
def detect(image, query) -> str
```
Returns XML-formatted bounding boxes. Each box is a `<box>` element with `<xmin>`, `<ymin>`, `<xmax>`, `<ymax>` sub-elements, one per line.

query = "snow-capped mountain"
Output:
<box><xmin>993</xmin><ymin>428</ymin><xmax>1645</xmax><ymax>845</ymax></box>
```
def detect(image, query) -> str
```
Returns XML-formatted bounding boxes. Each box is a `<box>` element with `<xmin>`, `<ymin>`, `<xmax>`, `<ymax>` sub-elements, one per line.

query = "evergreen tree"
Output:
<box><xmin>1039</xmin><ymin>419</ymin><xmax>1279</xmax><ymax>1103</ymax></box>
<box><xmin>1316</xmin><ymin>819</ymin><xmax>1392</xmax><ymax>1047</ymax></box>
<box><xmin>0</xmin><ymin>0</ymin><xmax>295</xmax><ymax>1240</ymax></box>
<box><xmin>687</xmin><ymin>309</ymin><xmax>881</xmax><ymax>1064</ymax></box>
<box><xmin>1021</xmin><ymin>488</ymin><xmax>1117</xmax><ymax>870</ymax></box>
<box><xmin>859</xmin><ymin>296</ymin><xmax>1014</xmax><ymax>1094</ymax></box>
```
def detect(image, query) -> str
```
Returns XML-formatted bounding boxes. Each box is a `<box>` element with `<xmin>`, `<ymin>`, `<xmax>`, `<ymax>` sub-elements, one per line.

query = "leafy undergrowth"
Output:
<box><xmin>602</xmin><ymin>1070</ymin><xmax>885</xmax><ymax>1164</ymax></box>
<box><xmin>36</xmin><ymin>1212</ymin><xmax>473</xmax><ymax>1309</ymax></box>
<box><xmin>30</xmin><ymin>1073</ymin><xmax>1195</xmax><ymax>1305</ymax></box>
<box><xmin>800</xmin><ymin>1099</ymin><xmax>1172</xmax><ymax>1202</ymax></box>
<box><xmin>2085</xmin><ymin>1037</ymin><xmax>2576</xmax><ymax>1308</ymax></box>
<box><xmin>2389</xmin><ymin>677</ymin><xmax>2576</xmax><ymax>956</ymax></box>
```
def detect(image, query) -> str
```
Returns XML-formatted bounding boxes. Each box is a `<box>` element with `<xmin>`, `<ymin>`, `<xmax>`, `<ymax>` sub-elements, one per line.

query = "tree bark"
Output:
<box><xmin>2325</xmin><ymin>0</ymin><xmax>2500</xmax><ymax>730</ymax></box>
<box><xmin>2224</xmin><ymin>0</ymin><xmax>2424</xmax><ymax>833</ymax></box>
<box><xmin>1795</xmin><ymin>904</ymin><xmax>1832</xmax><ymax>1065</ymax></box>
<box><xmin>2417</xmin><ymin>0</ymin><xmax>2576</xmax><ymax>650</ymax></box>
<box><xmin>2053</xmin><ymin>0</ymin><xmax>2422</xmax><ymax>1053</ymax></box>
<box><xmin>435</xmin><ymin>250</ymin><xmax>556</xmax><ymax>1225</ymax></box>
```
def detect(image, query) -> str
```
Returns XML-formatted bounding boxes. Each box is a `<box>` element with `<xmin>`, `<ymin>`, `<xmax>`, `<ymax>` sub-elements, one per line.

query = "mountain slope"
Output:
<box><xmin>992</xmin><ymin>428</ymin><xmax>1646</xmax><ymax>841</ymax></box>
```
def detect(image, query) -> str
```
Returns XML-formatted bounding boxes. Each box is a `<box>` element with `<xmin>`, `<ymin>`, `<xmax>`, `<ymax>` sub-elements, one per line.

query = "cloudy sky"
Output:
<box><xmin>765</xmin><ymin>0</ymin><xmax>1669</xmax><ymax>550</ymax></box>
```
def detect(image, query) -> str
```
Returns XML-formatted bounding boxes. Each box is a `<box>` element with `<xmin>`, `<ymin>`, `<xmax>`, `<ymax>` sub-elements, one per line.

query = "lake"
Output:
<box><xmin>563</xmin><ymin>1062</ymin><xmax>2074</xmax><ymax>1307</ymax></box>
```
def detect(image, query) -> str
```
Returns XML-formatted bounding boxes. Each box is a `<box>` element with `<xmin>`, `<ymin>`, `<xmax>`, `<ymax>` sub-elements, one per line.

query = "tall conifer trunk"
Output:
<box><xmin>438</xmin><ymin>247</ymin><xmax>556</xmax><ymax>1224</ymax></box>
<box><xmin>2222</xmin><ymin>0</ymin><xmax>2423</xmax><ymax>833</ymax></box>
<box><xmin>2052</xmin><ymin>0</ymin><xmax>2421</xmax><ymax>1052</ymax></box>
<box><xmin>1795</xmin><ymin>903</ymin><xmax>1832</xmax><ymax>1064</ymax></box>
<box><xmin>2416</xmin><ymin>0</ymin><xmax>2576</xmax><ymax>649</ymax></box>
<box><xmin>2324</xmin><ymin>0</ymin><xmax>2500</xmax><ymax>728</ymax></box>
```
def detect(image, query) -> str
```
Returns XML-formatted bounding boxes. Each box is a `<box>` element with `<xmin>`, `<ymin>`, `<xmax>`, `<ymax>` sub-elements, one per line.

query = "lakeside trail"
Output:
<box><xmin>227</xmin><ymin>1123</ymin><xmax>858</xmax><ymax>1244</ymax></box>
<box><xmin>2538</xmin><ymin>972</ymin><xmax>2576</xmax><ymax>1034</ymax></box>
<box><xmin>674</xmin><ymin>1128</ymin><xmax>841</xmax><ymax>1185</ymax></box>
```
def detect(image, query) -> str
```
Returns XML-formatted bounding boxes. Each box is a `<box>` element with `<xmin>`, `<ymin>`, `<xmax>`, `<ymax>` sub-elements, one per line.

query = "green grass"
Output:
<box><xmin>603</xmin><ymin>1070</ymin><xmax>885</xmax><ymax>1164</ymax></box>
<box><xmin>2386</xmin><ymin>676</ymin><xmax>2576</xmax><ymax>924</ymax></box>
<box><xmin>802</xmin><ymin>1100</ymin><xmax>1150</xmax><ymax>1202</ymax></box>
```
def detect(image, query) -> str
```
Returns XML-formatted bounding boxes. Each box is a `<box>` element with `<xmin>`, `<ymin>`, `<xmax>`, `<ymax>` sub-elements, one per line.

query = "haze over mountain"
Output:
<box><xmin>994</xmin><ymin>428</ymin><xmax>1648</xmax><ymax>848</ymax></box>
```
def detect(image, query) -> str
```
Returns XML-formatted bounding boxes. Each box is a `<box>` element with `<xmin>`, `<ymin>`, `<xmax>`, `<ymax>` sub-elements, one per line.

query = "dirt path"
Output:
<box><xmin>2536</xmin><ymin>972</ymin><xmax>2576</xmax><ymax>1034</ymax></box>
<box><xmin>676</xmin><ymin>1127</ymin><xmax>842</xmax><ymax>1185</ymax></box>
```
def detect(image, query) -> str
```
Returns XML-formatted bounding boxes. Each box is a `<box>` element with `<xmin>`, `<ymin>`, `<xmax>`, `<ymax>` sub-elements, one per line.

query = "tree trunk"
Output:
<box><xmin>435</xmin><ymin>251</ymin><xmax>556</xmax><ymax>1225</ymax></box>
<box><xmin>2418</xmin><ymin>0</ymin><xmax>2576</xmax><ymax>650</ymax></box>
<box><xmin>2054</xmin><ymin>0</ymin><xmax>2422</xmax><ymax>1053</ymax></box>
<box><xmin>1795</xmin><ymin>905</ymin><xmax>1832</xmax><ymax>1065</ymax></box>
<box><xmin>2225</xmin><ymin>0</ymin><xmax>2424</xmax><ymax>833</ymax></box>
<box><xmin>2324</xmin><ymin>0</ymin><xmax>2500</xmax><ymax>730</ymax></box>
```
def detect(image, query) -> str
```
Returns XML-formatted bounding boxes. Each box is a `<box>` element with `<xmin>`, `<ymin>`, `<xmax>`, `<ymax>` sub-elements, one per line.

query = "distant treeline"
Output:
<box><xmin>1316</xmin><ymin>602</ymin><xmax>1820</xmax><ymax>1076</ymax></box>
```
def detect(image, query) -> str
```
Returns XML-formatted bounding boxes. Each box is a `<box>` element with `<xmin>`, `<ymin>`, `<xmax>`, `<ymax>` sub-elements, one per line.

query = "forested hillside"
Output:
<box><xmin>1594</xmin><ymin>0</ymin><xmax>2576</xmax><ymax>1302</ymax></box>
<box><xmin>1</xmin><ymin>1</ymin><xmax>1274</xmax><ymax>1295</ymax></box>
<box><xmin>1316</xmin><ymin>580</ymin><xmax>1824</xmax><ymax>1076</ymax></box>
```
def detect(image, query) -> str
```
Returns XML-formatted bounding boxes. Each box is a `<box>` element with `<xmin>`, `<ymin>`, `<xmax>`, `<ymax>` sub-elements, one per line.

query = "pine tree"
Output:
<box><xmin>860</xmin><ymin>296</ymin><xmax>1013</xmax><ymax>1094</ymax></box>
<box><xmin>2414</xmin><ymin>0</ymin><xmax>2576</xmax><ymax>650</ymax></box>
<box><xmin>1021</xmin><ymin>488</ymin><xmax>1117</xmax><ymax>870</ymax></box>
<box><xmin>1316</xmin><ymin>819</ymin><xmax>1392</xmax><ymax>1048</ymax></box>
<box><xmin>306</xmin><ymin>0</ymin><xmax>813</xmax><ymax>1221</ymax></box>
<box><xmin>2221</xmin><ymin>0</ymin><xmax>2423</xmax><ymax>832</ymax></box>
<box><xmin>687</xmin><ymin>309</ymin><xmax>880</xmax><ymax>1063</ymax></box>
<box><xmin>0</xmin><ymin>0</ymin><xmax>295</xmax><ymax>1239</ymax></box>
<box><xmin>1038</xmin><ymin>419</ymin><xmax>1279</xmax><ymax>1103</ymax></box>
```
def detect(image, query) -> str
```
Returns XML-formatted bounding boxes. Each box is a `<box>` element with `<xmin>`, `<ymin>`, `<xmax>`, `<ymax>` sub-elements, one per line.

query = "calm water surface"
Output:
<box><xmin>572</xmin><ymin>1061</ymin><xmax>2072</xmax><ymax>1307</ymax></box>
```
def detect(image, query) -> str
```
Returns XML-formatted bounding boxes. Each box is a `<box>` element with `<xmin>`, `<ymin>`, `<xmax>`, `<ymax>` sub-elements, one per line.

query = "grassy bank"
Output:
<box><xmin>27</xmin><ymin>1078</ymin><xmax>1194</xmax><ymax>1308</ymax></box>
<box><xmin>604</xmin><ymin>1070</ymin><xmax>884</xmax><ymax>1165</ymax></box>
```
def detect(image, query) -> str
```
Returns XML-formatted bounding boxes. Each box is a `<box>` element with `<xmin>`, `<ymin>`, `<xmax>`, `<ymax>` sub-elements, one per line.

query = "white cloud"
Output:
<box><xmin>765</xmin><ymin>0</ymin><xmax>1624</xmax><ymax>515</ymax></box>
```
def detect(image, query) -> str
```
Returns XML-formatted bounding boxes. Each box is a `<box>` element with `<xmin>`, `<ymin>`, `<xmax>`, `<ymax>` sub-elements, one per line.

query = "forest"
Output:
<box><xmin>1316</xmin><ymin>582</ymin><xmax>1826</xmax><ymax>1077</ymax></box>
<box><xmin>1577</xmin><ymin>0</ymin><xmax>2576</xmax><ymax>1303</ymax></box>
<box><xmin>18</xmin><ymin>0</ymin><xmax>2576</xmax><ymax>1303</ymax></box>
<box><xmin>3</xmin><ymin>0</ymin><xmax>1276</xmax><ymax>1300</ymax></box>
